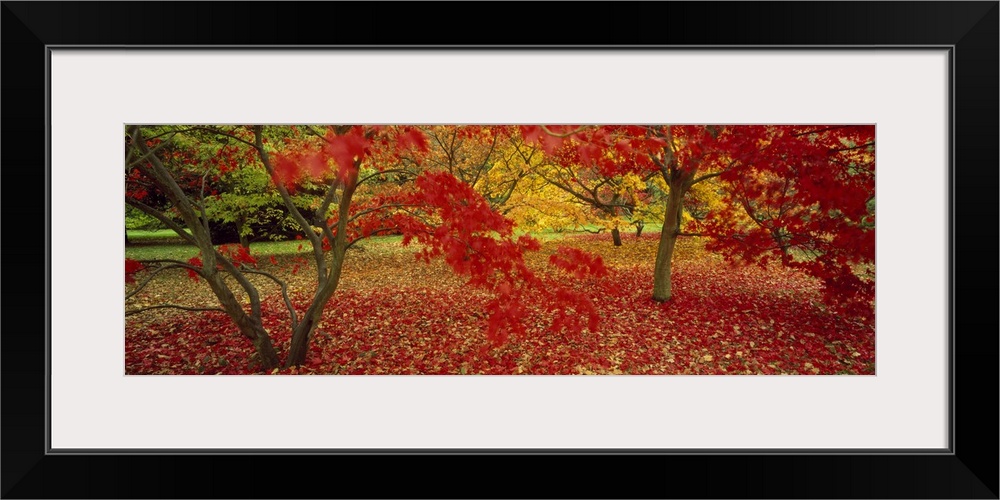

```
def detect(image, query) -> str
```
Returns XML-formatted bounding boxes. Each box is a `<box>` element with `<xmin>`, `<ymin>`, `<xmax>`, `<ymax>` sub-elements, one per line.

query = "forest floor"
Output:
<box><xmin>125</xmin><ymin>232</ymin><xmax>876</xmax><ymax>375</ymax></box>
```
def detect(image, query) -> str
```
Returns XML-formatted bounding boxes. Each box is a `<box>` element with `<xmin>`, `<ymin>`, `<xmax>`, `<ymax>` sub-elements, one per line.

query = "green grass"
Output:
<box><xmin>127</xmin><ymin>228</ymin><xmax>192</xmax><ymax>241</ymax></box>
<box><xmin>125</xmin><ymin>243</ymin><xmax>202</xmax><ymax>261</ymax></box>
<box><xmin>123</xmin><ymin>225</ymin><xmax>661</xmax><ymax>261</ymax></box>
<box><xmin>124</xmin><ymin>233</ymin><xmax>407</xmax><ymax>261</ymax></box>
<box><xmin>125</xmin><ymin>238</ymin><xmax>313</xmax><ymax>261</ymax></box>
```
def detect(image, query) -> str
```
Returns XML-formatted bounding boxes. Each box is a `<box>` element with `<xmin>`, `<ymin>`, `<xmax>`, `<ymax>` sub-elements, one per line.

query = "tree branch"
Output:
<box><xmin>126</xmin><ymin>134</ymin><xmax>178</xmax><ymax>168</ymax></box>
<box><xmin>192</xmin><ymin>126</ymin><xmax>258</xmax><ymax>149</ymax></box>
<box><xmin>791</xmin><ymin>126</ymin><xmax>852</xmax><ymax>137</ymax></box>
<box><xmin>126</xmin><ymin>304</ymin><xmax>225</xmax><ymax>317</ymax></box>
<box><xmin>314</xmin><ymin>178</ymin><xmax>342</xmax><ymax>226</ymax></box>
<box><xmin>357</xmin><ymin>168</ymin><xmax>418</xmax><ymax>187</ymax></box>
<box><xmin>691</xmin><ymin>159</ymin><xmax>737</xmax><ymax>186</ymax></box>
<box><xmin>691</xmin><ymin>171</ymin><xmax>723</xmax><ymax>185</ymax></box>
<box><xmin>129</xmin><ymin>126</ymin><xmax>213</xmax><ymax>249</ymax></box>
<box><xmin>252</xmin><ymin>125</ymin><xmax>328</xmax><ymax>282</ymax></box>
<box><xmin>348</xmin><ymin>203</ymin><xmax>425</xmax><ymax>224</ymax></box>
<box><xmin>540</xmin><ymin>125</ymin><xmax>591</xmax><ymax>138</ymax></box>
<box><xmin>198</xmin><ymin>171</ymin><xmax>212</xmax><ymax>239</ymax></box>
<box><xmin>305</xmin><ymin>125</ymin><xmax>332</xmax><ymax>142</ymax></box>
<box><xmin>124</xmin><ymin>198</ymin><xmax>199</xmax><ymax>246</ymax></box>
<box><xmin>240</xmin><ymin>269</ymin><xmax>299</xmax><ymax>330</ymax></box>
<box><xmin>536</xmin><ymin>169</ymin><xmax>629</xmax><ymax>211</ymax></box>
<box><xmin>126</xmin><ymin>262</ymin><xmax>202</xmax><ymax>300</ymax></box>
<box><xmin>830</xmin><ymin>142</ymin><xmax>875</xmax><ymax>153</ymax></box>
<box><xmin>203</xmin><ymin>246</ymin><xmax>271</xmax><ymax>319</ymax></box>
<box><xmin>469</xmin><ymin>134</ymin><xmax>499</xmax><ymax>188</ymax></box>
<box><xmin>141</xmin><ymin>127</ymin><xmax>205</xmax><ymax>141</ymax></box>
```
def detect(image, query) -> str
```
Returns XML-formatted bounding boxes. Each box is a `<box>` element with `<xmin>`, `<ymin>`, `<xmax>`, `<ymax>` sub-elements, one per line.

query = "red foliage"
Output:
<box><xmin>394</xmin><ymin>126</ymin><xmax>430</xmax><ymax>154</ymax></box>
<box><xmin>391</xmin><ymin>171</ymin><xmax>604</xmax><ymax>344</ymax></box>
<box><xmin>125</xmin><ymin>254</ymin><xmax>875</xmax><ymax>375</ymax></box>
<box><xmin>218</xmin><ymin>244</ymin><xmax>257</xmax><ymax>268</ymax></box>
<box><xmin>549</xmin><ymin>246</ymin><xmax>608</xmax><ymax>279</ymax></box>
<box><xmin>125</xmin><ymin>259</ymin><xmax>144</xmax><ymax>284</ymax></box>
<box><xmin>524</xmin><ymin>124</ymin><xmax>875</xmax><ymax>320</ymax></box>
<box><xmin>322</xmin><ymin>126</ymin><xmax>370</xmax><ymax>183</ymax></box>
<box><xmin>270</xmin><ymin>153</ymin><xmax>303</xmax><ymax>189</ymax></box>
<box><xmin>186</xmin><ymin>256</ymin><xmax>203</xmax><ymax>281</ymax></box>
<box><xmin>268</xmin><ymin>126</ymin><xmax>433</xmax><ymax>191</ymax></box>
<box><xmin>125</xmin><ymin>124</ymin><xmax>876</xmax><ymax>373</ymax></box>
<box><xmin>697</xmin><ymin>125</ymin><xmax>876</xmax><ymax>319</ymax></box>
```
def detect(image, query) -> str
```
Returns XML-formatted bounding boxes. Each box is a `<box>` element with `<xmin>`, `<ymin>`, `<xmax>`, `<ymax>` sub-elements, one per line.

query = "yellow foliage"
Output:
<box><xmin>619</xmin><ymin>172</ymin><xmax>647</xmax><ymax>197</ymax></box>
<box><xmin>684</xmin><ymin>179</ymin><xmax>727</xmax><ymax>224</ymax></box>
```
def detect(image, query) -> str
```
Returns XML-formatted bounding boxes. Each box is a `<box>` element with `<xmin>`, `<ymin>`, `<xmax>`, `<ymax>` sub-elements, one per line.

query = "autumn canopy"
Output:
<box><xmin>125</xmin><ymin>124</ymin><xmax>875</xmax><ymax>374</ymax></box>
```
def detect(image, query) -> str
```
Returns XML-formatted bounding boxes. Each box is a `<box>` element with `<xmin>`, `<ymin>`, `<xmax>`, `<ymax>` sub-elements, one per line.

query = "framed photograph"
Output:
<box><xmin>3</xmin><ymin>2</ymin><xmax>995</xmax><ymax>498</ymax></box>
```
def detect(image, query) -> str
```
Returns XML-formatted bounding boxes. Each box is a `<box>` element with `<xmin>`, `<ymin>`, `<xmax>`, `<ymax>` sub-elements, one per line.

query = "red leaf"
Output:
<box><xmin>548</xmin><ymin>247</ymin><xmax>608</xmax><ymax>278</ymax></box>
<box><xmin>324</xmin><ymin>128</ymin><xmax>369</xmax><ymax>183</ymax></box>
<box><xmin>187</xmin><ymin>256</ymin><xmax>202</xmax><ymax>281</ymax></box>
<box><xmin>301</xmin><ymin>151</ymin><xmax>329</xmax><ymax>180</ymax></box>
<box><xmin>396</xmin><ymin>127</ymin><xmax>429</xmax><ymax>153</ymax></box>
<box><xmin>125</xmin><ymin>259</ymin><xmax>144</xmax><ymax>284</ymax></box>
<box><xmin>519</xmin><ymin>125</ymin><xmax>544</xmax><ymax>145</ymax></box>
<box><xmin>270</xmin><ymin>153</ymin><xmax>301</xmax><ymax>189</ymax></box>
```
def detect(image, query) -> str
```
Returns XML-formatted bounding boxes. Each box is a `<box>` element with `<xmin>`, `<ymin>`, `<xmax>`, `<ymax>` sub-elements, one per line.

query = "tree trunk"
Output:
<box><xmin>130</xmin><ymin>126</ymin><xmax>282</xmax><ymax>372</ymax></box>
<box><xmin>635</xmin><ymin>221</ymin><xmax>644</xmax><ymax>238</ymax></box>
<box><xmin>652</xmin><ymin>188</ymin><xmax>686</xmax><ymax>302</ymax></box>
<box><xmin>202</xmin><ymin>271</ymin><xmax>281</xmax><ymax>371</ymax></box>
<box><xmin>284</xmin><ymin>247</ymin><xmax>346</xmax><ymax>367</ymax></box>
<box><xmin>221</xmin><ymin>292</ymin><xmax>281</xmax><ymax>370</ymax></box>
<box><xmin>284</xmin><ymin>181</ymin><xmax>355</xmax><ymax>368</ymax></box>
<box><xmin>611</xmin><ymin>227</ymin><xmax>622</xmax><ymax>247</ymax></box>
<box><xmin>244</xmin><ymin>321</ymin><xmax>281</xmax><ymax>370</ymax></box>
<box><xmin>236</xmin><ymin>215</ymin><xmax>250</xmax><ymax>249</ymax></box>
<box><xmin>651</xmin><ymin>231</ymin><xmax>677</xmax><ymax>302</ymax></box>
<box><xmin>285</xmin><ymin>317</ymin><xmax>318</xmax><ymax>368</ymax></box>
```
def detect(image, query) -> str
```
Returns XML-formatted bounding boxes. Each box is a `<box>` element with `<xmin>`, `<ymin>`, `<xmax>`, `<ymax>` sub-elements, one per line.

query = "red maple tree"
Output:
<box><xmin>125</xmin><ymin>125</ymin><xmax>605</xmax><ymax>370</ymax></box>
<box><xmin>127</xmin><ymin>124</ymin><xmax>874</xmax><ymax>372</ymax></box>
<box><xmin>520</xmin><ymin>125</ymin><xmax>875</xmax><ymax>318</ymax></box>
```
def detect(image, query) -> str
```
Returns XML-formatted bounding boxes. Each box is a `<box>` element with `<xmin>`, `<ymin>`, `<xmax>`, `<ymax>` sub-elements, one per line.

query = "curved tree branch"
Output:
<box><xmin>540</xmin><ymin>125</ymin><xmax>591</xmax><ymax>138</ymax></box>
<box><xmin>125</xmin><ymin>200</ymin><xmax>198</xmax><ymax>246</ymax></box>
<box><xmin>252</xmin><ymin>125</ymin><xmax>328</xmax><ymax>282</ymax></box>
<box><xmin>125</xmin><ymin>262</ymin><xmax>203</xmax><ymax>300</ymax></box>
<box><xmin>126</xmin><ymin>304</ymin><xmax>226</xmax><ymax>317</ymax></box>
<box><xmin>191</xmin><ymin>126</ymin><xmax>258</xmax><ymax>149</ymax></box>
<box><xmin>240</xmin><ymin>269</ymin><xmax>299</xmax><ymax>330</ymax></box>
<box><xmin>357</xmin><ymin>168</ymin><xmax>418</xmax><ymax>187</ymax></box>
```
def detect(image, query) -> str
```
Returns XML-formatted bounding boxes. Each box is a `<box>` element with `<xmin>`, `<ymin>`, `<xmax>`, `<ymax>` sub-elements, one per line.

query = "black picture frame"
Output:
<box><xmin>2</xmin><ymin>2</ymin><xmax>996</xmax><ymax>498</ymax></box>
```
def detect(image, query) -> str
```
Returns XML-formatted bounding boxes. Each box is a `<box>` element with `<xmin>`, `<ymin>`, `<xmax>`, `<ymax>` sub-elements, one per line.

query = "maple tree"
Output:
<box><xmin>125</xmin><ymin>124</ymin><xmax>874</xmax><ymax>374</ymax></box>
<box><xmin>125</xmin><ymin>125</ymin><xmax>605</xmax><ymax>370</ymax></box>
<box><xmin>535</xmin><ymin>152</ymin><xmax>652</xmax><ymax>246</ymax></box>
<box><xmin>520</xmin><ymin>125</ymin><xmax>875</xmax><ymax>316</ymax></box>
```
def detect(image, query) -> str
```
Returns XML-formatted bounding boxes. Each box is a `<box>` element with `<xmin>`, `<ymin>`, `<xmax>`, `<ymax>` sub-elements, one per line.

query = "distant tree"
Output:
<box><xmin>522</xmin><ymin>125</ymin><xmax>875</xmax><ymax>317</ymax></box>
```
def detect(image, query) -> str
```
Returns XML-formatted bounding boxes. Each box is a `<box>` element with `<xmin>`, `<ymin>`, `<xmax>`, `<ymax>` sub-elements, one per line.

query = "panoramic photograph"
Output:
<box><xmin>124</xmin><ymin>125</ymin><xmax>875</xmax><ymax>375</ymax></box>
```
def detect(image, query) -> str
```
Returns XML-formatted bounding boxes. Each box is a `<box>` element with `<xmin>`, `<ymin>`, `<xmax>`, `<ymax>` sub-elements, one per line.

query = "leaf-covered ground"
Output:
<box><xmin>125</xmin><ymin>234</ymin><xmax>875</xmax><ymax>375</ymax></box>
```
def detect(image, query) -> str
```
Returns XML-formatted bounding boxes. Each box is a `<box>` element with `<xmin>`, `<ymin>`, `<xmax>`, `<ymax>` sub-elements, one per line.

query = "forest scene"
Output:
<box><xmin>124</xmin><ymin>125</ymin><xmax>876</xmax><ymax>375</ymax></box>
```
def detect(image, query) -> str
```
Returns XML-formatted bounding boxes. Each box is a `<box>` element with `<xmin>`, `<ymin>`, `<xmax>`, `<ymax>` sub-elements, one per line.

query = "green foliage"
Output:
<box><xmin>125</xmin><ymin>205</ymin><xmax>163</xmax><ymax>231</ymax></box>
